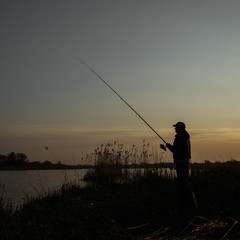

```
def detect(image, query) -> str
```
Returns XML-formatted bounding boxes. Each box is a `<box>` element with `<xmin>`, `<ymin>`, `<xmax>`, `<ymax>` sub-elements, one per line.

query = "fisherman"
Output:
<box><xmin>161</xmin><ymin>122</ymin><xmax>191</xmax><ymax>202</ymax></box>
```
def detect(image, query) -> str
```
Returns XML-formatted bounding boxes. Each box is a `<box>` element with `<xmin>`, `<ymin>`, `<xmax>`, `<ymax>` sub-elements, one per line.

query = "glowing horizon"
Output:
<box><xmin>1</xmin><ymin>125</ymin><xmax>240</xmax><ymax>164</ymax></box>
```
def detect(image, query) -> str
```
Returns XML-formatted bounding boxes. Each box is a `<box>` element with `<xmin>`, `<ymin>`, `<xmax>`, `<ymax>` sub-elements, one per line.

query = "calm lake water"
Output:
<box><xmin>0</xmin><ymin>169</ymin><xmax>88</xmax><ymax>208</ymax></box>
<box><xmin>0</xmin><ymin>168</ymin><xmax>176</xmax><ymax>209</ymax></box>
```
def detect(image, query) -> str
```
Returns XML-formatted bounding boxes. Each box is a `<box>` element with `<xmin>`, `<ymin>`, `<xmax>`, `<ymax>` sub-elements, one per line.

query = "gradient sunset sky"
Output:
<box><xmin>1</xmin><ymin>0</ymin><xmax>240</xmax><ymax>164</ymax></box>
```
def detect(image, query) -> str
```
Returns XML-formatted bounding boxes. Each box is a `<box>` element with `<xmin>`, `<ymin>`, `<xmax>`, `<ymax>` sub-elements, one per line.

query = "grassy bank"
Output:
<box><xmin>1</xmin><ymin>161</ymin><xmax>240</xmax><ymax>239</ymax></box>
<box><xmin>1</xmin><ymin>144</ymin><xmax>240</xmax><ymax>239</ymax></box>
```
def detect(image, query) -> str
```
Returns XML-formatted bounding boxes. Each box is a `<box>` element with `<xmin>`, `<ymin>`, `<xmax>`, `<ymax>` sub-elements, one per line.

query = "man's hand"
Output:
<box><xmin>160</xmin><ymin>144</ymin><xmax>166</xmax><ymax>151</ymax></box>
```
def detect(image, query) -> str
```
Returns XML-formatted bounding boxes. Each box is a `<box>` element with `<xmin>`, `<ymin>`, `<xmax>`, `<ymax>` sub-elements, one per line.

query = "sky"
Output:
<box><xmin>1</xmin><ymin>0</ymin><xmax>240</xmax><ymax>164</ymax></box>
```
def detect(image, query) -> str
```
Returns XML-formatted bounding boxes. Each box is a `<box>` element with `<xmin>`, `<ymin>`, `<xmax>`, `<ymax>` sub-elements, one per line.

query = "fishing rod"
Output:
<box><xmin>76</xmin><ymin>57</ymin><xmax>167</xmax><ymax>144</ymax></box>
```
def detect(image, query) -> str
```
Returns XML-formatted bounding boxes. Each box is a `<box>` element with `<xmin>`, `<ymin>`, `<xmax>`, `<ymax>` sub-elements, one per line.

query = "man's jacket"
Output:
<box><xmin>168</xmin><ymin>131</ymin><xmax>191</xmax><ymax>163</ymax></box>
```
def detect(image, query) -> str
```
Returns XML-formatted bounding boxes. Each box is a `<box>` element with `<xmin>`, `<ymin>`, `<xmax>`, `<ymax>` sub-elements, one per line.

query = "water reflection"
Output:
<box><xmin>0</xmin><ymin>169</ymin><xmax>87</xmax><ymax>208</ymax></box>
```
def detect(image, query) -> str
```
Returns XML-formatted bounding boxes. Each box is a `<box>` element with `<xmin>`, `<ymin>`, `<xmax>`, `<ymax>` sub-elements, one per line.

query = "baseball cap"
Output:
<box><xmin>173</xmin><ymin>122</ymin><xmax>186</xmax><ymax>129</ymax></box>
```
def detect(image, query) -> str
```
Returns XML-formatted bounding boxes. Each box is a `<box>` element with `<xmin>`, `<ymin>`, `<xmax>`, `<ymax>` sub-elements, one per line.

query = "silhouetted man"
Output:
<box><xmin>162</xmin><ymin>122</ymin><xmax>191</xmax><ymax>202</ymax></box>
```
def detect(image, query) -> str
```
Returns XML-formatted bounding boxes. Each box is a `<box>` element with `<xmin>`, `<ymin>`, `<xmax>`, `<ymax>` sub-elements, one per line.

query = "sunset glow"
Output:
<box><xmin>1</xmin><ymin>1</ymin><xmax>240</xmax><ymax>164</ymax></box>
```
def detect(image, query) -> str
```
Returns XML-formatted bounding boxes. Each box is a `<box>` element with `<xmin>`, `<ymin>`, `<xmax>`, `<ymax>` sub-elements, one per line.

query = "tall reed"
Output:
<box><xmin>83</xmin><ymin>141</ymin><xmax>170</xmax><ymax>186</ymax></box>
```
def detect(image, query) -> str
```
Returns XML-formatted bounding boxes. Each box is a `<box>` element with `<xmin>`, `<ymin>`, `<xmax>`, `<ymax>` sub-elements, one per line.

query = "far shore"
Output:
<box><xmin>1</xmin><ymin>161</ymin><xmax>239</xmax><ymax>171</ymax></box>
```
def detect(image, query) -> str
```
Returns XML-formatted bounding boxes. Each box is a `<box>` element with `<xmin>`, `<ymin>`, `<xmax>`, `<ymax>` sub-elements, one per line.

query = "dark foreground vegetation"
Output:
<box><xmin>1</xmin><ymin>144</ymin><xmax>240</xmax><ymax>239</ymax></box>
<box><xmin>1</xmin><ymin>164</ymin><xmax>240</xmax><ymax>239</ymax></box>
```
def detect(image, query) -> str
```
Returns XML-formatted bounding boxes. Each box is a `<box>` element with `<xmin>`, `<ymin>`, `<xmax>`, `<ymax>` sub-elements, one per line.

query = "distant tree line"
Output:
<box><xmin>0</xmin><ymin>152</ymin><xmax>64</xmax><ymax>169</ymax></box>
<box><xmin>0</xmin><ymin>152</ymin><xmax>30</xmax><ymax>166</ymax></box>
<box><xmin>0</xmin><ymin>152</ymin><xmax>90</xmax><ymax>170</ymax></box>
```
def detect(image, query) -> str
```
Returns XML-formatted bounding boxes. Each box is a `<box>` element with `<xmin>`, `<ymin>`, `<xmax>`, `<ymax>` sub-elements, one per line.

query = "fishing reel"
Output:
<box><xmin>160</xmin><ymin>144</ymin><xmax>167</xmax><ymax>151</ymax></box>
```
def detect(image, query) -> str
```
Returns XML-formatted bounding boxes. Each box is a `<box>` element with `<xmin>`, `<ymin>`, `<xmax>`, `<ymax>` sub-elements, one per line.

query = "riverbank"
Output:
<box><xmin>1</xmin><ymin>163</ymin><xmax>240</xmax><ymax>239</ymax></box>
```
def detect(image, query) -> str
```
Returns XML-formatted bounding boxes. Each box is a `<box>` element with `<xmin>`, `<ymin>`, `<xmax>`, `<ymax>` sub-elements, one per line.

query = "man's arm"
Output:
<box><xmin>166</xmin><ymin>143</ymin><xmax>174</xmax><ymax>153</ymax></box>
